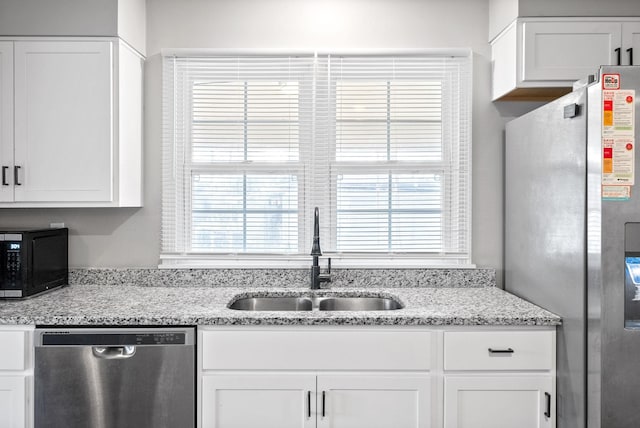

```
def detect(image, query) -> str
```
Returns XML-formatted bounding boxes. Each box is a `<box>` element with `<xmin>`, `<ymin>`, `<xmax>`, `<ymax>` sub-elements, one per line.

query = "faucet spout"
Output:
<box><xmin>311</xmin><ymin>207</ymin><xmax>322</xmax><ymax>256</ymax></box>
<box><xmin>310</xmin><ymin>207</ymin><xmax>331</xmax><ymax>289</ymax></box>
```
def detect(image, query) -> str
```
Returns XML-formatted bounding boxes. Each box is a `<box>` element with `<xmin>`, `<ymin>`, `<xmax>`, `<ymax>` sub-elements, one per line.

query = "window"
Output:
<box><xmin>162</xmin><ymin>51</ymin><xmax>471</xmax><ymax>267</ymax></box>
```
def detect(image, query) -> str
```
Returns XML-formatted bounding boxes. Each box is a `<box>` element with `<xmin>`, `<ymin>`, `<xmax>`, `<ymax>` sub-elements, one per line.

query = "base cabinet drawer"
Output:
<box><xmin>444</xmin><ymin>375</ymin><xmax>554</xmax><ymax>428</ymax></box>
<box><xmin>444</xmin><ymin>331</ymin><xmax>553</xmax><ymax>371</ymax></box>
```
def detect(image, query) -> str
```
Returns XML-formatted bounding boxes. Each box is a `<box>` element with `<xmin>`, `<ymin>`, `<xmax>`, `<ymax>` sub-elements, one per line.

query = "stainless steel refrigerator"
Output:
<box><xmin>505</xmin><ymin>66</ymin><xmax>640</xmax><ymax>428</ymax></box>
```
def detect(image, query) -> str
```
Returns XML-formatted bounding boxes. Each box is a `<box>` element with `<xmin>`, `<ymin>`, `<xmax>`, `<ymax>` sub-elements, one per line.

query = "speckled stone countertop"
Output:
<box><xmin>0</xmin><ymin>284</ymin><xmax>560</xmax><ymax>326</ymax></box>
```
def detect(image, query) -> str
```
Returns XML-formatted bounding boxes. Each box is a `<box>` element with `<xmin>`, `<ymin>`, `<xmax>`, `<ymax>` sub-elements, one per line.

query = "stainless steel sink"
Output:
<box><xmin>318</xmin><ymin>297</ymin><xmax>403</xmax><ymax>311</ymax></box>
<box><xmin>228</xmin><ymin>295</ymin><xmax>403</xmax><ymax>311</ymax></box>
<box><xmin>228</xmin><ymin>297</ymin><xmax>313</xmax><ymax>311</ymax></box>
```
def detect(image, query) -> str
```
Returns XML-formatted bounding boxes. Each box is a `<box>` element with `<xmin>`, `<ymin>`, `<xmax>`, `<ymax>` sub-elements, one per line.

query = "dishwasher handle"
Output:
<box><xmin>92</xmin><ymin>345</ymin><xmax>136</xmax><ymax>359</ymax></box>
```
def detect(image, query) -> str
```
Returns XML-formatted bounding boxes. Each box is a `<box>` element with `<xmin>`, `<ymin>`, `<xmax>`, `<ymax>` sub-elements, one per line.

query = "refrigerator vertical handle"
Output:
<box><xmin>544</xmin><ymin>392</ymin><xmax>551</xmax><ymax>418</ymax></box>
<box><xmin>627</xmin><ymin>48</ymin><xmax>634</xmax><ymax>66</ymax></box>
<box><xmin>615</xmin><ymin>47</ymin><xmax>622</xmax><ymax>65</ymax></box>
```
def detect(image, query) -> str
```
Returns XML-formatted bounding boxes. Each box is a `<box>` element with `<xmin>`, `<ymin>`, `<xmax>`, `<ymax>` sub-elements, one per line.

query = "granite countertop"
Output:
<box><xmin>0</xmin><ymin>284</ymin><xmax>561</xmax><ymax>326</ymax></box>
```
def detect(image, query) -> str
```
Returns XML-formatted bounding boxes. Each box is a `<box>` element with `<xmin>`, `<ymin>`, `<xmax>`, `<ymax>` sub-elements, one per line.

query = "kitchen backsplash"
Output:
<box><xmin>69</xmin><ymin>268</ymin><xmax>496</xmax><ymax>288</ymax></box>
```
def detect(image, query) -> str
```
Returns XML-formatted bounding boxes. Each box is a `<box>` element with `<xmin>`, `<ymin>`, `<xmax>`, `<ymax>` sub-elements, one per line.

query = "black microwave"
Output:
<box><xmin>0</xmin><ymin>228</ymin><xmax>68</xmax><ymax>298</ymax></box>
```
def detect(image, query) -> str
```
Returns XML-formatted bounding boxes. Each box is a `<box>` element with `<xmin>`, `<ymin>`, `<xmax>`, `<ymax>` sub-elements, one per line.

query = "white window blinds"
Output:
<box><xmin>162</xmin><ymin>51</ymin><xmax>472</xmax><ymax>267</ymax></box>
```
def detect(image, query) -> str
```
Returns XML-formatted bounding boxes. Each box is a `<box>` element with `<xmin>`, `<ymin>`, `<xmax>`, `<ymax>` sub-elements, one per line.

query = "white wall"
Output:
<box><xmin>0</xmin><ymin>0</ymin><xmax>506</xmax><ymax>285</ymax></box>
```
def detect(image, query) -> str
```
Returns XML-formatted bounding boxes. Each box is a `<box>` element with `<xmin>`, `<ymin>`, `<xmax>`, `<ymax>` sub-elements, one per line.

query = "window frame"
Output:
<box><xmin>161</xmin><ymin>49</ymin><xmax>473</xmax><ymax>268</ymax></box>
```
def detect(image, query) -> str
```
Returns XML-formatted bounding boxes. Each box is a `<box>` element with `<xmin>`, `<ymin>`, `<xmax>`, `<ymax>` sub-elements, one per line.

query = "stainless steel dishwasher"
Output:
<box><xmin>34</xmin><ymin>327</ymin><xmax>195</xmax><ymax>428</ymax></box>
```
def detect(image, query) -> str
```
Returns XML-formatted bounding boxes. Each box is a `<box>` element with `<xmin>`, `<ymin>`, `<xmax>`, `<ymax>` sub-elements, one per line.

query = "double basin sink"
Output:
<box><xmin>229</xmin><ymin>294</ymin><xmax>404</xmax><ymax>312</ymax></box>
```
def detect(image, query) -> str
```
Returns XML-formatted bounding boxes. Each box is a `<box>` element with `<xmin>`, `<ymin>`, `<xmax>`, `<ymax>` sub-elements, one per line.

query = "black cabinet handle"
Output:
<box><xmin>615</xmin><ymin>47</ymin><xmax>622</xmax><ymax>65</ymax></box>
<box><xmin>1</xmin><ymin>166</ymin><xmax>8</xmax><ymax>185</ymax></box>
<box><xmin>14</xmin><ymin>166</ymin><xmax>21</xmax><ymax>186</ymax></box>
<box><xmin>488</xmin><ymin>348</ymin><xmax>514</xmax><ymax>354</ymax></box>
<box><xmin>544</xmin><ymin>392</ymin><xmax>551</xmax><ymax>418</ymax></box>
<box><xmin>307</xmin><ymin>391</ymin><xmax>311</xmax><ymax>418</ymax></box>
<box><xmin>322</xmin><ymin>391</ymin><xmax>326</xmax><ymax>417</ymax></box>
<box><xmin>628</xmin><ymin>48</ymin><xmax>634</xmax><ymax>66</ymax></box>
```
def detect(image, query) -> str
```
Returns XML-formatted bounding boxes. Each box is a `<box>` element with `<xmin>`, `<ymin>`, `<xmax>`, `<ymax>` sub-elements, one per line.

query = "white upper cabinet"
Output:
<box><xmin>492</xmin><ymin>18</ymin><xmax>640</xmax><ymax>101</ymax></box>
<box><xmin>0</xmin><ymin>39</ymin><xmax>143</xmax><ymax>207</ymax></box>
<box><xmin>623</xmin><ymin>22</ymin><xmax>640</xmax><ymax>66</ymax></box>
<box><xmin>0</xmin><ymin>42</ymin><xmax>12</xmax><ymax>203</ymax></box>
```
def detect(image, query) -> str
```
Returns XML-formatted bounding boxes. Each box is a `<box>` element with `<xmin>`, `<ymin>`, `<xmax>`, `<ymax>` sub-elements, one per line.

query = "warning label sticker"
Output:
<box><xmin>603</xmin><ymin>73</ymin><xmax>621</xmax><ymax>90</ymax></box>
<box><xmin>603</xmin><ymin>185</ymin><xmax>631</xmax><ymax>200</ymax></box>
<box><xmin>602</xmin><ymin>89</ymin><xmax>635</xmax><ymax>186</ymax></box>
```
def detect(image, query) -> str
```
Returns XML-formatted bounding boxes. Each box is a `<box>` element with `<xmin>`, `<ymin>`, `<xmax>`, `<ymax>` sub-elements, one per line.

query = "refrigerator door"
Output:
<box><xmin>505</xmin><ymin>88</ymin><xmax>587</xmax><ymax>428</ymax></box>
<box><xmin>596</xmin><ymin>66</ymin><xmax>640</xmax><ymax>428</ymax></box>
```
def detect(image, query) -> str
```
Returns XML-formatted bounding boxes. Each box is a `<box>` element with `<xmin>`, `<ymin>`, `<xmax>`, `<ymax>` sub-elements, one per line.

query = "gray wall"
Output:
<box><xmin>0</xmin><ymin>0</ymin><xmax>505</xmax><ymax>285</ymax></box>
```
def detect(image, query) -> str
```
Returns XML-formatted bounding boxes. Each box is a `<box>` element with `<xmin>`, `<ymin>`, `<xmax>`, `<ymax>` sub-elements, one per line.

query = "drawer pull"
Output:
<box><xmin>488</xmin><ymin>348</ymin><xmax>514</xmax><ymax>354</ymax></box>
<box><xmin>544</xmin><ymin>392</ymin><xmax>551</xmax><ymax>418</ymax></box>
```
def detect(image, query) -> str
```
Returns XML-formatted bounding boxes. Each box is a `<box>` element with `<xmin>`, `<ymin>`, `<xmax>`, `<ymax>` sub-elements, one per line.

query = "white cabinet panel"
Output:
<box><xmin>444</xmin><ymin>330</ymin><xmax>554</xmax><ymax>371</ymax></box>
<box><xmin>202</xmin><ymin>329</ymin><xmax>431</xmax><ymax>371</ymax></box>
<box><xmin>0</xmin><ymin>376</ymin><xmax>26</xmax><ymax>428</ymax></box>
<box><xmin>623</xmin><ymin>22</ymin><xmax>640</xmax><ymax>65</ymax></box>
<box><xmin>522</xmin><ymin>21</ymin><xmax>621</xmax><ymax>81</ymax></box>
<box><xmin>0</xmin><ymin>42</ymin><xmax>12</xmax><ymax>203</ymax></box>
<box><xmin>202</xmin><ymin>374</ymin><xmax>316</xmax><ymax>428</ymax></box>
<box><xmin>316</xmin><ymin>375</ymin><xmax>431</xmax><ymax>428</ymax></box>
<box><xmin>0</xmin><ymin>331</ymin><xmax>26</xmax><ymax>371</ymax></box>
<box><xmin>444</xmin><ymin>376</ymin><xmax>553</xmax><ymax>428</ymax></box>
<box><xmin>14</xmin><ymin>41</ymin><xmax>112</xmax><ymax>202</ymax></box>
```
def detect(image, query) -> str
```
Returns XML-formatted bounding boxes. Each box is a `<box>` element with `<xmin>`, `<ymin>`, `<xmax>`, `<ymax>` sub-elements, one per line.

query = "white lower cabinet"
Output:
<box><xmin>201</xmin><ymin>373</ymin><xmax>431</xmax><ymax>428</ymax></box>
<box><xmin>0</xmin><ymin>327</ymin><xmax>33</xmax><ymax>428</ymax></box>
<box><xmin>444</xmin><ymin>376</ymin><xmax>553</xmax><ymax>428</ymax></box>
<box><xmin>317</xmin><ymin>375</ymin><xmax>430</xmax><ymax>428</ymax></box>
<box><xmin>202</xmin><ymin>374</ymin><xmax>316</xmax><ymax>428</ymax></box>
<box><xmin>199</xmin><ymin>327</ymin><xmax>556</xmax><ymax>428</ymax></box>
<box><xmin>0</xmin><ymin>376</ymin><xmax>26</xmax><ymax>428</ymax></box>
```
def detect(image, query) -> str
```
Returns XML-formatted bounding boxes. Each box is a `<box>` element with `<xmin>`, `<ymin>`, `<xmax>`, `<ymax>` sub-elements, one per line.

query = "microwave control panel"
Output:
<box><xmin>2</xmin><ymin>240</ymin><xmax>23</xmax><ymax>289</ymax></box>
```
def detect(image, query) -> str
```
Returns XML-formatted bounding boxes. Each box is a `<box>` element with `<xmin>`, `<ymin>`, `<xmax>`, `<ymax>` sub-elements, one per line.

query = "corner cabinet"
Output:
<box><xmin>491</xmin><ymin>18</ymin><xmax>640</xmax><ymax>101</ymax></box>
<box><xmin>198</xmin><ymin>326</ymin><xmax>556</xmax><ymax>428</ymax></box>
<box><xmin>0</xmin><ymin>39</ymin><xmax>143</xmax><ymax>207</ymax></box>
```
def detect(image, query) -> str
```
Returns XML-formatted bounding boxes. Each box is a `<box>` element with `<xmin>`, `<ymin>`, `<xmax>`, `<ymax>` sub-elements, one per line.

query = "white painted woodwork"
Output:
<box><xmin>0</xmin><ymin>331</ymin><xmax>26</xmax><ymax>371</ymax></box>
<box><xmin>201</xmin><ymin>374</ymin><xmax>316</xmax><ymax>428</ymax></box>
<box><xmin>13</xmin><ymin>41</ymin><xmax>113</xmax><ymax>202</ymax></box>
<box><xmin>444</xmin><ymin>376</ymin><xmax>553</xmax><ymax>428</ymax></box>
<box><xmin>201</xmin><ymin>329</ymin><xmax>432</xmax><ymax>371</ymax></box>
<box><xmin>491</xmin><ymin>18</ymin><xmax>640</xmax><ymax>100</ymax></box>
<box><xmin>522</xmin><ymin>21</ymin><xmax>621</xmax><ymax>81</ymax></box>
<box><xmin>316</xmin><ymin>375</ymin><xmax>431</xmax><ymax>428</ymax></box>
<box><xmin>0</xmin><ymin>42</ymin><xmax>12</xmax><ymax>203</ymax></box>
<box><xmin>0</xmin><ymin>38</ymin><xmax>143</xmax><ymax>207</ymax></box>
<box><xmin>623</xmin><ymin>22</ymin><xmax>640</xmax><ymax>66</ymax></box>
<box><xmin>0</xmin><ymin>376</ymin><xmax>26</xmax><ymax>428</ymax></box>
<box><xmin>116</xmin><ymin>40</ymin><xmax>143</xmax><ymax>206</ymax></box>
<box><xmin>443</xmin><ymin>330</ymin><xmax>553</xmax><ymax>371</ymax></box>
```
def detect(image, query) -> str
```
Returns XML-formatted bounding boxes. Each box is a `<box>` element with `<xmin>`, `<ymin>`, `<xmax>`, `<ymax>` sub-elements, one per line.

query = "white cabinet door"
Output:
<box><xmin>316</xmin><ymin>375</ymin><xmax>431</xmax><ymax>428</ymax></box>
<box><xmin>623</xmin><ymin>22</ymin><xmax>640</xmax><ymax>66</ymax></box>
<box><xmin>13</xmin><ymin>41</ymin><xmax>113</xmax><ymax>202</ymax></box>
<box><xmin>522</xmin><ymin>21</ymin><xmax>621</xmax><ymax>81</ymax></box>
<box><xmin>0</xmin><ymin>376</ymin><xmax>26</xmax><ymax>428</ymax></box>
<box><xmin>444</xmin><ymin>376</ymin><xmax>553</xmax><ymax>428</ymax></box>
<box><xmin>0</xmin><ymin>42</ymin><xmax>12</xmax><ymax>203</ymax></box>
<box><xmin>202</xmin><ymin>374</ymin><xmax>316</xmax><ymax>428</ymax></box>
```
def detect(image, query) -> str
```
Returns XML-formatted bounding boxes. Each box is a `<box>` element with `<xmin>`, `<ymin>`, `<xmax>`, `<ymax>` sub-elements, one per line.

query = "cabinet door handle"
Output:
<box><xmin>628</xmin><ymin>47</ymin><xmax>634</xmax><ymax>66</ymax></box>
<box><xmin>1</xmin><ymin>166</ymin><xmax>8</xmax><ymax>185</ymax></box>
<box><xmin>307</xmin><ymin>391</ymin><xmax>311</xmax><ymax>418</ymax></box>
<box><xmin>14</xmin><ymin>166</ymin><xmax>21</xmax><ymax>186</ymax></box>
<box><xmin>322</xmin><ymin>390</ymin><xmax>326</xmax><ymax>417</ymax></box>
<box><xmin>544</xmin><ymin>392</ymin><xmax>551</xmax><ymax>418</ymax></box>
<box><xmin>615</xmin><ymin>47</ymin><xmax>622</xmax><ymax>65</ymax></box>
<box><xmin>488</xmin><ymin>347</ymin><xmax>514</xmax><ymax>354</ymax></box>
